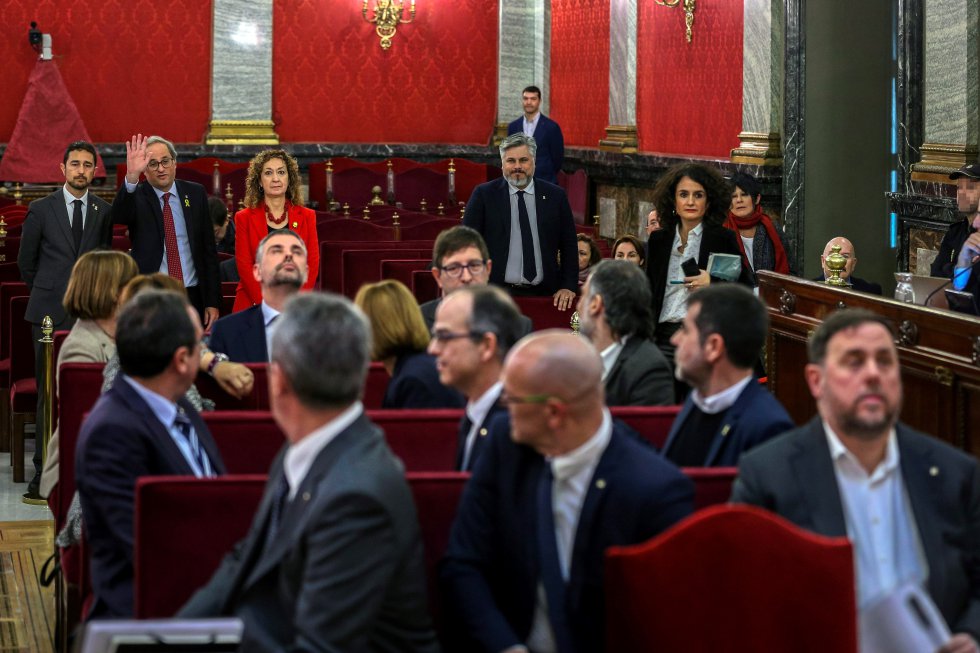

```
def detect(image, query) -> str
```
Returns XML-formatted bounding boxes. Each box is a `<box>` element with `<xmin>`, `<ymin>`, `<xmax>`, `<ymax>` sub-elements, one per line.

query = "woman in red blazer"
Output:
<box><xmin>233</xmin><ymin>149</ymin><xmax>319</xmax><ymax>312</ymax></box>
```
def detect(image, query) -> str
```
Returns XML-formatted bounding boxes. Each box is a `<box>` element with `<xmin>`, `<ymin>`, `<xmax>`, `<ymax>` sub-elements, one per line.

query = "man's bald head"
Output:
<box><xmin>502</xmin><ymin>330</ymin><xmax>605</xmax><ymax>455</ymax></box>
<box><xmin>821</xmin><ymin>236</ymin><xmax>857</xmax><ymax>280</ymax></box>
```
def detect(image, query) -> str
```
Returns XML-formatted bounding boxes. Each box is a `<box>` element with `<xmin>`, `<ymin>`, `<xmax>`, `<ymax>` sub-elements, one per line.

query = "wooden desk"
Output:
<box><xmin>757</xmin><ymin>271</ymin><xmax>980</xmax><ymax>455</ymax></box>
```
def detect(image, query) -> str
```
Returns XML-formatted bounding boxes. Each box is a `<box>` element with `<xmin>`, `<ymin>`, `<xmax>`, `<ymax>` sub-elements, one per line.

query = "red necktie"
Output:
<box><xmin>161</xmin><ymin>192</ymin><xmax>184</xmax><ymax>281</ymax></box>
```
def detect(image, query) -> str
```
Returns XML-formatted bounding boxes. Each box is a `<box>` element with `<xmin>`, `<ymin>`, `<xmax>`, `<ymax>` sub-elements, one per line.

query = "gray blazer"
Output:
<box><xmin>180</xmin><ymin>411</ymin><xmax>440</xmax><ymax>653</ymax></box>
<box><xmin>604</xmin><ymin>336</ymin><xmax>674</xmax><ymax>406</ymax></box>
<box><xmin>18</xmin><ymin>189</ymin><xmax>113</xmax><ymax>325</ymax></box>
<box><xmin>732</xmin><ymin>417</ymin><xmax>980</xmax><ymax>639</ymax></box>
<box><xmin>39</xmin><ymin>319</ymin><xmax>115</xmax><ymax>497</ymax></box>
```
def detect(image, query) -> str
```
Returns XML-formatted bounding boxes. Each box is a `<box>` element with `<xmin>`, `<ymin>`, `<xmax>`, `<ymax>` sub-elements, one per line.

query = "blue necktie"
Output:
<box><xmin>537</xmin><ymin>465</ymin><xmax>574</xmax><ymax>653</ymax></box>
<box><xmin>174</xmin><ymin>411</ymin><xmax>213</xmax><ymax>477</ymax></box>
<box><xmin>517</xmin><ymin>190</ymin><xmax>536</xmax><ymax>283</ymax></box>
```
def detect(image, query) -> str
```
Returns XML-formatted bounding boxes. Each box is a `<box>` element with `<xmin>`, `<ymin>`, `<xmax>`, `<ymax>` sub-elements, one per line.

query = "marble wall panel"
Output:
<box><xmin>212</xmin><ymin>0</ymin><xmax>273</xmax><ymax>120</ymax></box>
<box><xmin>498</xmin><ymin>0</ymin><xmax>551</xmax><ymax>122</ymax></box>
<box><xmin>608</xmin><ymin>0</ymin><xmax>637</xmax><ymax>126</ymax></box>
<box><xmin>923</xmin><ymin>0</ymin><xmax>979</xmax><ymax>144</ymax></box>
<box><xmin>742</xmin><ymin>0</ymin><xmax>783</xmax><ymax>132</ymax></box>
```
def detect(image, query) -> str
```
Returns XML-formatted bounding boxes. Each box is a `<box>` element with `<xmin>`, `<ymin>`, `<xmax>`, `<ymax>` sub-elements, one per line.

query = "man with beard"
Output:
<box><xmin>577</xmin><ymin>260</ymin><xmax>673</xmax><ymax>406</ymax></box>
<box><xmin>660</xmin><ymin>284</ymin><xmax>792</xmax><ymax>465</ymax></box>
<box><xmin>463</xmin><ymin>133</ymin><xmax>578</xmax><ymax>310</ymax></box>
<box><xmin>506</xmin><ymin>85</ymin><xmax>564</xmax><ymax>184</ymax></box>
<box><xmin>207</xmin><ymin>230</ymin><xmax>308</xmax><ymax>363</ymax></box>
<box><xmin>18</xmin><ymin>141</ymin><xmax>113</xmax><ymax>499</ymax></box>
<box><xmin>732</xmin><ymin>309</ymin><xmax>980</xmax><ymax>652</ymax></box>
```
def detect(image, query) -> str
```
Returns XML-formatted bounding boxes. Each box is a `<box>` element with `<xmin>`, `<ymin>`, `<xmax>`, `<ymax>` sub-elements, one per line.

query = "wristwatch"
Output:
<box><xmin>207</xmin><ymin>352</ymin><xmax>230</xmax><ymax>376</ymax></box>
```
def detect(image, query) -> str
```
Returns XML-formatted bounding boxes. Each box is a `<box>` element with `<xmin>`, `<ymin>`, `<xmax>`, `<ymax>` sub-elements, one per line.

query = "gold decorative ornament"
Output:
<box><xmin>437</xmin><ymin>203</ymin><xmax>445</xmax><ymax>216</ymax></box>
<box><xmin>778</xmin><ymin>289</ymin><xmax>796</xmax><ymax>315</ymax></box>
<box><xmin>897</xmin><ymin>320</ymin><xmax>919</xmax><ymax>348</ymax></box>
<box><xmin>823</xmin><ymin>244</ymin><xmax>849</xmax><ymax>287</ymax></box>
<box><xmin>363</xmin><ymin>206</ymin><xmax>371</xmax><ymax>220</ymax></box>
<box><xmin>655</xmin><ymin>0</ymin><xmax>696</xmax><ymax>43</ymax></box>
<box><xmin>369</xmin><ymin>186</ymin><xmax>385</xmax><ymax>206</ymax></box>
<box><xmin>326</xmin><ymin>160</ymin><xmax>335</xmax><ymax>204</ymax></box>
<box><xmin>933</xmin><ymin>366</ymin><xmax>953</xmax><ymax>387</ymax></box>
<box><xmin>342</xmin><ymin>202</ymin><xmax>350</xmax><ymax>217</ymax></box>
<box><xmin>362</xmin><ymin>0</ymin><xmax>415</xmax><ymax>51</ymax></box>
<box><xmin>419</xmin><ymin>198</ymin><xmax>428</xmax><ymax>213</ymax></box>
<box><xmin>570</xmin><ymin>311</ymin><xmax>580</xmax><ymax>333</ymax></box>
<box><xmin>448</xmin><ymin>159</ymin><xmax>457</xmax><ymax>204</ymax></box>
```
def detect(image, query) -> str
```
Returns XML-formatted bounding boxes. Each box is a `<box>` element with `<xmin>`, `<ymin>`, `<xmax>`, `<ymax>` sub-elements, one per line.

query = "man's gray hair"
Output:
<box><xmin>270</xmin><ymin>293</ymin><xmax>371</xmax><ymax>409</ymax></box>
<box><xmin>255</xmin><ymin>228</ymin><xmax>308</xmax><ymax>264</ymax></box>
<box><xmin>586</xmin><ymin>260</ymin><xmax>655</xmax><ymax>340</ymax></box>
<box><xmin>499</xmin><ymin>133</ymin><xmax>537</xmax><ymax>160</ymax></box>
<box><xmin>146</xmin><ymin>135</ymin><xmax>177</xmax><ymax>160</ymax></box>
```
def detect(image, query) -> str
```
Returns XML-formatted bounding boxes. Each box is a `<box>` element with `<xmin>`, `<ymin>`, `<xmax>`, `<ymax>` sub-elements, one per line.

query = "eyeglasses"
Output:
<box><xmin>439</xmin><ymin>260</ymin><xmax>486</xmax><ymax>278</ymax></box>
<box><xmin>430</xmin><ymin>329</ymin><xmax>485</xmax><ymax>344</ymax></box>
<box><xmin>147</xmin><ymin>157</ymin><xmax>175</xmax><ymax>170</ymax></box>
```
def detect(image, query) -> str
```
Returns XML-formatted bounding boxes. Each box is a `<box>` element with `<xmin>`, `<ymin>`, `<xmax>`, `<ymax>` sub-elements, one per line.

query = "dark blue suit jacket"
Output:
<box><xmin>383</xmin><ymin>351</ymin><xmax>465</xmax><ymax>410</ymax></box>
<box><xmin>440</xmin><ymin>421</ymin><xmax>694</xmax><ymax>653</ymax></box>
<box><xmin>732</xmin><ymin>418</ymin><xmax>980</xmax><ymax>639</ymax></box>
<box><xmin>208</xmin><ymin>305</ymin><xmax>268</xmax><ymax>363</ymax></box>
<box><xmin>508</xmin><ymin>114</ymin><xmax>565</xmax><ymax>183</ymax></box>
<box><xmin>455</xmin><ymin>396</ymin><xmax>507</xmax><ymax>472</ymax></box>
<box><xmin>76</xmin><ymin>376</ymin><xmax>226</xmax><ymax>619</ymax></box>
<box><xmin>462</xmin><ymin>177</ymin><xmax>578</xmax><ymax>295</ymax></box>
<box><xmin>662</xmin><ymin>378</ymin><xmax>794</xmax><ymax>467</ymax></box>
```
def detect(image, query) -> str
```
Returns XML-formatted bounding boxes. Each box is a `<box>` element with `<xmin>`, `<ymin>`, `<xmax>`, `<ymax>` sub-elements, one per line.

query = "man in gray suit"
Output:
<box><xmin>732</xmin><ymin>309</ymin><xmax>980</xmax><ymax>652</ymax></box>
<box><xmin>577</xmin><ymin>259</ymin><xmax>674</xmax><ymax>406</ymax></box>
<box><xmin>18</xmin><ymin>141</ymin><xmax>112</xmax><ymax>500</ymax></box>
<box><xmin>181</xmin><ymin>293</ymin><xmax>439</xmax><ymax>653</ymax></box>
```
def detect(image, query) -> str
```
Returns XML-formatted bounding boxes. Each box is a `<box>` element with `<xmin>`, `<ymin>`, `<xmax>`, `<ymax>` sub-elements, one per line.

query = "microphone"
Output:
<box><xmin>923</xmin><ymin>255</ymin><xmax>980</xmax><ymax>306</ymax></box>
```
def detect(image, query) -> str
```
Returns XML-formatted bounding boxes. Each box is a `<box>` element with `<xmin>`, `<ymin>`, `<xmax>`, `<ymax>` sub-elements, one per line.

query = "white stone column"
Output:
<box><xmin>206</xmin><ymin>0</ymin><xmax>279</xmax><ymax>144</ymax></box>
<box><xmin>495</xmin><ymin>0</ymin><xmax>551</xmax><ymax>141</ymax></box>
<box><xmin>599</xmin><ymin>0</ymin><xmax>638</xmax><ymax>152</ymax></box>
<box><xmin>730</xmin><ymin>0</ymin><xmax>783</xmax><ymax>164</ymax></box>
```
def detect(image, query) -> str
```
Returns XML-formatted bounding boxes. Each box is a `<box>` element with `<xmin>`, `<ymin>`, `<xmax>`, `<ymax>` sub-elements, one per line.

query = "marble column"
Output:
<box><xmin>911</xmin><ymin>0</ymin><xmax>979</xmax><ymax>180</ymax></box>
<box><xmin>599</xmin><ymin>0</ymin><xmax>638</xmax><ymax>152</ymax></box>
<box><xmin>206</xmin><ymin>0</ymin><xmax>279</xmax><ymax>145</ymax></box>
<box><xmin>730</xmin><ymin>0</ymin><xmax>783</xmax><ymax>165</ymax></box>
<box><xmin>495</xmin><ymin>0</ymin><xmax>551</xmax><ymax>142</ymax></box>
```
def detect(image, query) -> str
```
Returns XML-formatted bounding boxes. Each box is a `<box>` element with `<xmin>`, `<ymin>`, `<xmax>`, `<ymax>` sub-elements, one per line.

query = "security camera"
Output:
<box><xmin>28</xmin><ymin>22</ymin><xmax>42</xmax><ymax>52</ymax></box>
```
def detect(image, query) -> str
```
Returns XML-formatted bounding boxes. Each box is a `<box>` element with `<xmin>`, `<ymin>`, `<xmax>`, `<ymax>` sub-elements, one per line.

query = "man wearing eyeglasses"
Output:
<box><xmin>112</xmin><ymin>134</ymin><xmax>222</xmax><ymax>328</ymax></box>
<box><xmin>428</xmin><ymin>285</ymin><xmax>524</xmax><ymax>472</ymax></box>
<box><xmin>463</xmin><ymin>133</ymin><xmax>579</xmax><ymax>310</ymax></box>
<box><xmin>815</xmin><ymin>236</ymin><xmax>882</xmax><ymax>295</ymax></box>
<box><xmin>421</xmin><ymin>226</ymin><xmax>532</xmax><ymax>335</ymax></box>
<box><xmin>441</xmin><ymin>331</ymin><xmax>693</xmax><ymax>653</ymax></box>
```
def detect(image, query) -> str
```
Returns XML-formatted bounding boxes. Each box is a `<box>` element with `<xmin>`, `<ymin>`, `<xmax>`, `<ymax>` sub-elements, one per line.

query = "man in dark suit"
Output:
<box><xmin>181</xmin><ymin>293</ymin><xmax>439</xmax><ymax>652</ymax></box>
<box><xmin>428</xmin><ymin>285</ymin><xmax>524</xmax><ymax>471</ymax></box>
<box><xmin>507</xmin><ymin>85</ymin><xmax>564</xmax><ymax>184</ymax></box>
<box><xmin>441</xmin><ymin>331</ymin><xmax>694</xmax><ymax>653</ymax></box>
<box><xmin>208</xmin><ymin>230</ymin><xmax>308</xmax><ymax>363</ymax></box>
<box><xmin>18</xmin><ymin>140</ymin><xmax>113</xmax><ymax>500</ymax></box>
<box><xmin>420</xmin><ymin>225</ymin><xmax>532</xmax><ymax>336</ymax></box>
<box><xmin>463</xmin><ymin>133</ymin><xmax>578</xmax><ymax>310</ymax></box>
<box><xmin>662</xmin><ymin>284</ymin><xmax>793</xmax><ymax>466</ymax></box>
<box><xmin>941</xmin><ymin>164</ymin><xmax>980</xmax><ymax>311</ymax></box>
<box><xmin>77</xmin><ymin>291</ymin><xmax>226</xmax><ymax>619</ymax></box>
<box><xmin>815</xmin><ymin>236</ymin><xmax>883</xmax><ymax>295</ymax></box>
<box><xmin>578</xmin><ymin>260</ymin><xmax>674</xmax><ymax>406</ymax></box>
<box><xmin>113</xmin><ymin>134</ymin><xmax>221</xmax><ymax>327</ymax></box>
<box><xmin>731</xmin><ymin>309</ymin><xmax>980</xmax><ymax>651</ymax></box>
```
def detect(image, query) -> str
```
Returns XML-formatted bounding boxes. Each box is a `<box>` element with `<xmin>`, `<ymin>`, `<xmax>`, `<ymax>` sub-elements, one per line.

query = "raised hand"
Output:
<box><xmin>125</xmin><ymin>134</ymin><xmax>150</xmax><ymax>184</ymax></box>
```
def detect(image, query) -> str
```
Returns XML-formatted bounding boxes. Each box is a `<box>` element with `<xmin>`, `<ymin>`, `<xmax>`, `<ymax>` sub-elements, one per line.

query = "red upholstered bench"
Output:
<box><xmin>368</xmin><ymin>409</ymin><xmax>463</xmax><ymax>472</ymax></box>
<box><xmin>0</xmin><ymin>282</ymin><xmax>29</xmax><ymax>452</ymax></box>
<box><xmin>604</xmin><ymin>505</ymin><xmax>857</xmax><ymax>652</ymax></box>
<box><xmin>9</xmin><ymin>295</ymin><xmax>36</xmax><ymax>481</ymax></box>
<box><xmin>54</xmin><ymin>363</ymin><xmax>106</xmax><ymax>529</ymax></box>
<box><xmin>399</xmin><ymin>218</ymin><xmax>461</xmax><ymax>241</ymax></box>
<box><xmin>133</xmin><ymin>475</ymin><xmax>267</xmax><ymax>618</ymax></box>
<box><xmin>681</xmin><ymin>467</ymin><xmax>738</xmax><ymax>510</ymax></box>
<box><xmin>203</xmin><ymin>411</ymin><xmax>285</xmax><ymax>473</ymax></box>
<box><xmin>319</xmin><ymin>240</ymin><xmax>433</xmax><ymax>294</ymax></box>
<box><xmin>341</xmin><ymin>248</ymin><xmax>431</xmax><ymax>298</ymax></box>
<box><xmin>364</xmin><ymin>362</ymin><xmax>389</xmax><ymax>410</ymax></box>
<box><xmin>512</xmin><ymin>296</ymin><xmax>577</xmax><ymax>331</ymax></box>
<box><xmin>381</xmin><ymin>259</ymin><xmax>432</xmax><ymax>291</ymax></box>
<box><xmin>608</xmin><ymin>405</ymin><xmax>681</xmax><ymax>450</ymax></box>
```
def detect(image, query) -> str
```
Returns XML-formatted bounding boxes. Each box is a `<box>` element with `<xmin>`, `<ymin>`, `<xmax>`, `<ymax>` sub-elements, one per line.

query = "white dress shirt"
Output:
<box><xmin>260</xmin><ymin>301</ymin><xmax>281</xmax><ymax>362</ymax></box>
<box><xmin>62</xmin><ymin>185</ymin><xmax>89</xmax><ymax>230</ymax></box>
<box><xmin>523</xmin><ymin>113</ymin><xmax>540</xmax><ymax>137</ymax></box>
<box><xmin>504</xmin><ymin>180</ymin><xmax>544</xmax><ymax>285</ymax></box>
<box><xmin>659</xmin><ymin>223</ymin><xmax>704</xmax><ymax>323</ymax></box>
<box><xmin>599</xmin><ymin>337</ymin><xmax>627</xmax><ymax>382</ymax></box>
<box><xmin>124</xmin><ymin>179</ymin><xmax>198</xmax><ymax>288</ymax></box>
<box><xmin>690</xmin><ymin>374</ymin><xmax>753</xmax><ymax>415</ymax></box>
<box><xmin>461</xmin><ymin>381</ymin><xmax>502</xmax><ymax>472</ymax></box>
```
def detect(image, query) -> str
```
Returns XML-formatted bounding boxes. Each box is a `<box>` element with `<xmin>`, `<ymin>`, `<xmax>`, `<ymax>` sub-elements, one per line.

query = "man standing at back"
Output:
<box><xmin>507</xmin><ymin>85</ymin><xmax>564</xmax><ymax>184</ymax></box>
<box><xmin>181</xmin><ymin>293</ymin><xmax>439</xmax><ymax>652</ymax></box>
<box><xmin>113</xmin><ymin>134</ymin><xmax>221</xmax><ymax>327</ymax></box>
<box><xmin>18</xmin><ymin>140</ymin><xmax>113</xmax><ymax>500</ymax></box>
<box><xmin>463</xmin><ymin>133</ymin><xmax>578</xmax><ymax>311</ymax></box>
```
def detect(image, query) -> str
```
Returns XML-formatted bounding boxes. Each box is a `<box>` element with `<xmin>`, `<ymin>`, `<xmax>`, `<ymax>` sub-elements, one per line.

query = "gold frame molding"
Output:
<box><xmin>599</xmin><ymin>125</ymin><xmax>639</xmax><ymax>154</ymax></box>
<box><xmin>730</xmin><ymin>131</ymin><xmax>782</xmax><ymax>166</ymax></box>
<box><xmin>205</xmin><ymin>120</ymin><xmax>280</xmax><ymax>145</ymax></box>
<box><xmin>911</xmin><ymin>142</ymin><xmax>979</xmax><ymax>183</ymax></box>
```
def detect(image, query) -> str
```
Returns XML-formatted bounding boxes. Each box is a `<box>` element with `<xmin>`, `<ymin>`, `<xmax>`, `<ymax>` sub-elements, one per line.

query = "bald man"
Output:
<box><xmin>440</xmin><ymin>331</ymin><xmax>693</xmax><ymax>653</ymax></box>
<box><xmin>816</xmin><ymin>236</ymin><xmax>883</xmax><ymax>295</ymax></box>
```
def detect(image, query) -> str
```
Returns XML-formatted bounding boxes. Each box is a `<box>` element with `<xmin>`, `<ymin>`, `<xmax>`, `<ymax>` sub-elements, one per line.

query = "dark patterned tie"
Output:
<box><xmin>455</xmin><ymin>414</ymin><xmax>473</xmax><ymax>471</ymax></box>
<box><xmin>71</xmin><ymin>199</ymin><xmax>83</xmax><ymax>251</ymax></box>
<box><xmin>516</xmin><ymin>190</ymin><xmax>536</xmax><ymax>283</ymax></box>
<box><xmin>537</xmin><ymin>465</ymin><xmax>574</xmax><ymax>652</ymax></box>
<box><xmin>161</xmin><ymin>192</ymin><xmax>184</xmax><ymax>281</ymax></box>
<box><xmin>263</xmin><ymin>472</ymin><xmax>290</xmax><ymax>552</ymax></box>
<box><xmin>174</xmin><ymin>411</ymin><xmax>213</xmax><ymax>477</ymax></box>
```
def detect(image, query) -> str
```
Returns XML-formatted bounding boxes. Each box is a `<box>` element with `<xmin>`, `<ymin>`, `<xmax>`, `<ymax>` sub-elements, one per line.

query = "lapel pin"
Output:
<box><xmin>929</xmin><ymin>466</ymin><xmax>939</xmax><ymax>477</ymax></box>
<box><xmin>292</xmin><ymin>221</ymin><xmax>298</xmax><ymax>228</ymax></box>
<box><xmin>721</xmin><ymin>424</ymin><xmax>730</xmax><ymax>437</ymax></box>
<box><xmin>92</xmin><ymin>204</ymin><xmax>99</xmax><ymax>211</ymax></box>
<box><xmin>595</xmin><ymin>479</ymin><xmax>606</xmax><ymax>489</ymax></box>
<box><xmin>302</xmin><ymin>491</ymin><xmax>311</xmax><ymax>501</ymax></box>
<box><xmin>479</xmin><ymin>428</ymin><xmax>488</xmax><ymax>437</ymax></box>
<box><xmin>184</xmin><ymin>197</ymin><xmax>191</xmax><ymax>208</ymax></box>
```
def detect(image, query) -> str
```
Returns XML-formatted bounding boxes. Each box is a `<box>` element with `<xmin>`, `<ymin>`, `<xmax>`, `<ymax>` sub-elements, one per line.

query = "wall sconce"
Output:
<box><xmin>362</xmin><ymin>0</ymin><xmax>415</xmax><ymax>50</ymax></box>
<box><xmin>655</xmin><ymin>0</ymin><xmax>696</xmax><ymax>43</ymax></box>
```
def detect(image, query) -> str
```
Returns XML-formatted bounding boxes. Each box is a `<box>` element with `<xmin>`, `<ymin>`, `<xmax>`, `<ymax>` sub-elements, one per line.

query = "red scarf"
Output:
<box><xmin>725</xmin><ymin>204</ymin><xmax>790</xmax><ymax>274</ymax></box>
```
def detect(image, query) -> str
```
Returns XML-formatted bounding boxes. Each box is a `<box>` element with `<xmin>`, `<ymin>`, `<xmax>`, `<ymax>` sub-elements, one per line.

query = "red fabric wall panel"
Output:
<box><xmin>273</xmin><ymin>1</ymin><xmax>497</xmax><ymax>144</ymax></box>
<box><xmin>550</xmin><ymin>0</ymin><xmax>610</xmax><ymax>148</ymax></box>
<box><xmin>0</xmin><ymin>1</ymin><xmax>211</xmax><ymax>144</ymax></box>
<box><xmin>636</xmin><ymin>1</ymin><xmax>743</xmax><ymax>158</ymax></box>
